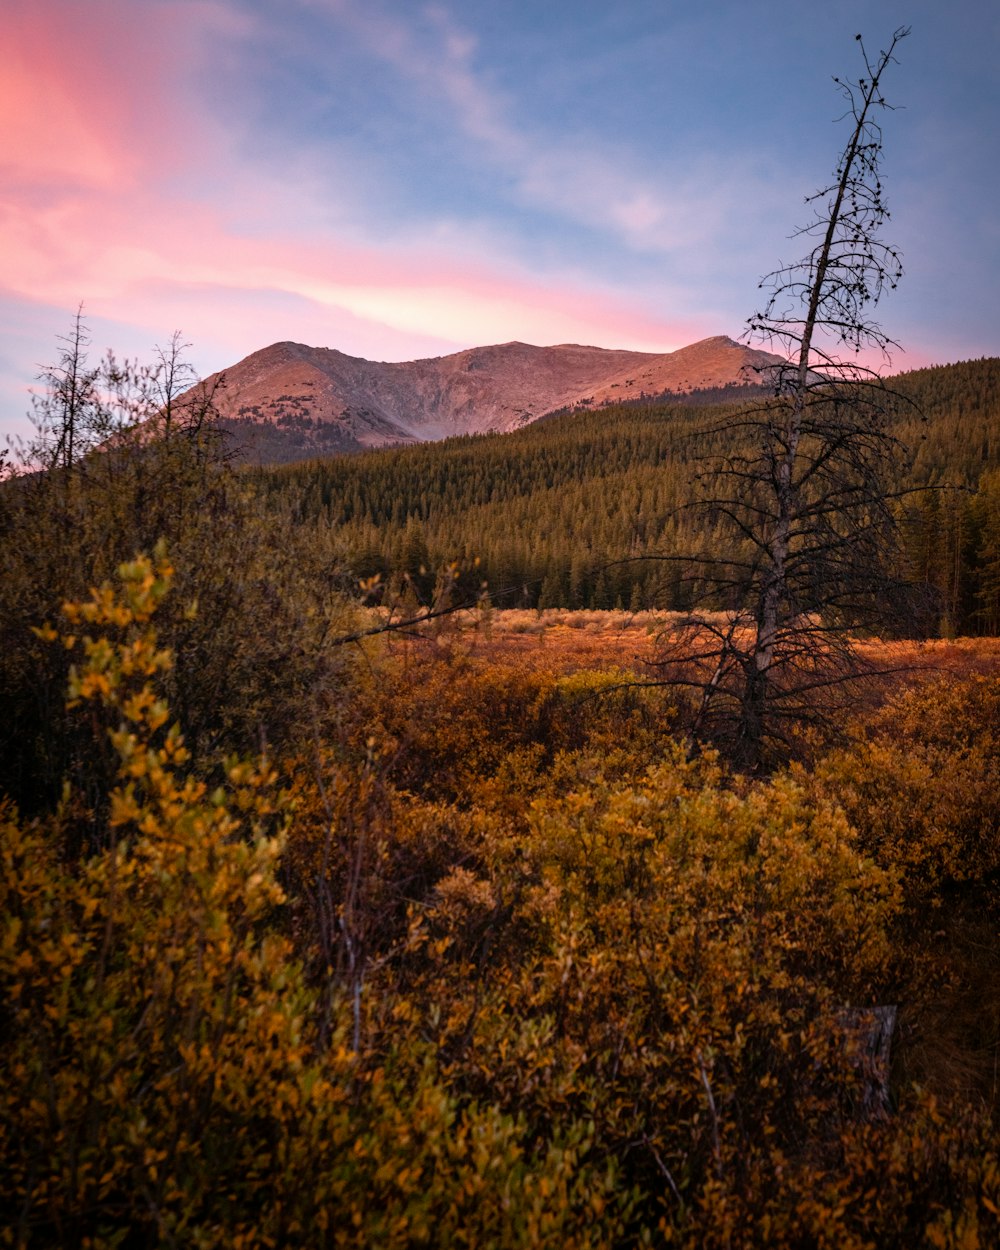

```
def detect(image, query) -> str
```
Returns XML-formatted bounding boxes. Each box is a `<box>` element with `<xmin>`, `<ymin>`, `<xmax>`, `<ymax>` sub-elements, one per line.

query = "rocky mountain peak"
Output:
<box><xmin>192</xmin><ymin>334</ymin><xmax>785</xmax><ymax>464</ymax></box>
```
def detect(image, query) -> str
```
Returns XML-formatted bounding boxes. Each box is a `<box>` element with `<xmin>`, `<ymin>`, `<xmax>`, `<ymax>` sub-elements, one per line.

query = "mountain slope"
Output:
<box><xmin>252</xmin><ymin>356</ymin><xmax>1000</xmax><ymax>625</ymax></box>
<box><xmin>197</xmin><ymin>335</ymin><xmax>784</xmax><ymax>462</ymax></box>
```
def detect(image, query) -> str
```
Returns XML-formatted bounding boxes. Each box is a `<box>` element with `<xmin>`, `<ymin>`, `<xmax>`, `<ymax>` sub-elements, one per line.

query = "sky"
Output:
<box><xmin>2</xmin><ymin>0</ymin><xmax>998</xmax><ymax>446</ymax></box>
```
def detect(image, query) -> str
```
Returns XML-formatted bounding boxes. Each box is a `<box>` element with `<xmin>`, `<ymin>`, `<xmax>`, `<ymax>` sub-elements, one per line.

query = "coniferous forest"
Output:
<box><xmin>257</xmin><ymin>356</ymin><xmax>1000</xmax><ymax>634</ymax></box>
<box><xmin>2</xmin><ymin>329</ymin><xmax>1000</xmax><ymax>1247</ymax></box>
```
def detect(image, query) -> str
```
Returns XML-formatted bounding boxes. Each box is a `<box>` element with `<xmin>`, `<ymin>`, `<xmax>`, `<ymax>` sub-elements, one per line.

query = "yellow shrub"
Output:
<box><xmin>0</xmin><ymin>550</ymin><xmax>626</xmax><ymax>1248</ymax></box>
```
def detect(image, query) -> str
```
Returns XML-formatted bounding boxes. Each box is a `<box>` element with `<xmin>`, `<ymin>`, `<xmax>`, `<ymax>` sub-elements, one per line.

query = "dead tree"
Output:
<box><xmin>652</xmin><ymin>28</ymin><xmax>925</xmax><ymax>770</ymax></box>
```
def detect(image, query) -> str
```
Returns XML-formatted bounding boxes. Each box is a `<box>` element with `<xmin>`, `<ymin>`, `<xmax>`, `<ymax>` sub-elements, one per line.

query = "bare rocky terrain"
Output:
<box><xmin>194</xmin><ymin>334</ymin><xmax>785</xmax><ymax>463</ymax></box>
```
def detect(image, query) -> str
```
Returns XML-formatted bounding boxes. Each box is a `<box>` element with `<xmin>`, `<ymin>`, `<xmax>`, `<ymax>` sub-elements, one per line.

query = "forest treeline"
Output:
<box><xmin>254</xmin><ymin>357</ymin><xmax>1000</xmax><ymax>634</ymax></box>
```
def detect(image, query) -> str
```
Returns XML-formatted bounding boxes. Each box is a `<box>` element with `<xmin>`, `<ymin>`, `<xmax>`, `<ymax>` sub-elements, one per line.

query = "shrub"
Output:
<box><xmin>0</xmin><ymin>550</ymin><xmax>628</xmax><ymax>1248</ymax></box>
<box><xmin>814</xmin><ymin>676</ymin><xmax>1000</xmax><ymax>896</ymax></box>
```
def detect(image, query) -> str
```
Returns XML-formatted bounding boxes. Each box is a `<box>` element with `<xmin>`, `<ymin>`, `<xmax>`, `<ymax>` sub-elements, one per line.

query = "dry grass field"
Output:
<box><xmin>382</xmin><ymin>605</ymin><xmax>1000</xmax><ymax>688</ymax></box>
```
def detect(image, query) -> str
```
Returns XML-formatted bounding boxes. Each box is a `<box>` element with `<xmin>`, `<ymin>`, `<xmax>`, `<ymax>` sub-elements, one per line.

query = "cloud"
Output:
<box><xmin>1</xmin><ymin>1</ymin><xmax>221</xmax><ymax>193</ymax></box>
<box><xmin>303</xmin><ymin>0</ymin><xmax>787</xmax><ymax>258</ymax></box>
<box><xmin>1</xmin><ymin>0</ymin><xmax>733</xmax><ymax>444</ymax></box>
<box><xmin>2</xmin><ymin>0</ymin><xmax>702</xmax><ymax>366</ymax></box>
<box><xmin>0</xmin><ymin>174</ymin><xmax>686</xmax><ymax>356</ymax></box>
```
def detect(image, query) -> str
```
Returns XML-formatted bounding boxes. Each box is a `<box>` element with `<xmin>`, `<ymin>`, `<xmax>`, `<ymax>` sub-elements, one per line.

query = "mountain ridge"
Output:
<box><xmin>193</xmin><ymin>334</ymin><xmax>786</xmax><ymax>463</ymax></box>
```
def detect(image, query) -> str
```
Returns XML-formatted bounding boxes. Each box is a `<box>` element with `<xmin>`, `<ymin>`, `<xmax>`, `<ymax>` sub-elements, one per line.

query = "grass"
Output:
<box><xmin>382</xmin><ymin>606</ymin><xmax>1000</xmax><ymax>685</ymax></box>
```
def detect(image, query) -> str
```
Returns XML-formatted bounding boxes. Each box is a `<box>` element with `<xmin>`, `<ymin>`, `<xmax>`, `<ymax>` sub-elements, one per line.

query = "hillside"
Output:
<box><xmin>256</xmin><ymin>356</ymin><xmax>1000</xmax><ymax>632</ymax></box>
<box><xmin>196</xmin><ymin>335</ymin><xmax>784</xmax><ymax>462</ymax></box>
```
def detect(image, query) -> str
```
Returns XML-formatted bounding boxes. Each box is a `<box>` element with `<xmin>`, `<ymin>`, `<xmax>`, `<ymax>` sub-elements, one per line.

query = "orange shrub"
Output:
<box><xmin>814</xmin><ymin>676</ymin><xmax>1000</xmax><ymax>894</ymax></box>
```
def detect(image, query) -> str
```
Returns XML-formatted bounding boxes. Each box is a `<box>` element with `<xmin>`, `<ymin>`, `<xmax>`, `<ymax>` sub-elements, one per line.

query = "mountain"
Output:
<box><xmin>256</xmin><ymin>356</ymin><xmax>1000</xmax><ymax>622</ymax></box>
<box><xmin>195</xmin><ymin>335</ymin><xmax>784</xmax><ymax>463</ymax></box>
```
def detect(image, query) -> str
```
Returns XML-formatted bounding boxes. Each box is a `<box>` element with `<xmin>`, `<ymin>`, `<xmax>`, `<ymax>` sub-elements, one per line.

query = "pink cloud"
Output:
<box><xmin>0</xmin><ymin>1</ymin><xmax>219</xmax><ymax>193</ymax></box>
<box><xmin>1</xmin><ymin>0</ymin><xmax>707</xmax><ymax>429</ymax></box>
<box><xmin>1</xmin><ymin>174</ymin><xmax>695</xmax><ymax>358</ymax></box>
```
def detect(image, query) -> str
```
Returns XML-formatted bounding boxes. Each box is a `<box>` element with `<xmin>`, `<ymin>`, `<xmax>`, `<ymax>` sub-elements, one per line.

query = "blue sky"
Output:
<box><xmin>2</xmin><ymin>0</ymin><xmax>997</xmax><ymax>446</ymax></box>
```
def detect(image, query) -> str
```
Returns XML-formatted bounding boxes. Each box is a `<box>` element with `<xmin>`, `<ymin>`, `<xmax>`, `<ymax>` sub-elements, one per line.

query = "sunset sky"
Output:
<box><xmin>2</xmin><ymin>0</ymin><xmax>998</xmax><ymax>446</ymax></box>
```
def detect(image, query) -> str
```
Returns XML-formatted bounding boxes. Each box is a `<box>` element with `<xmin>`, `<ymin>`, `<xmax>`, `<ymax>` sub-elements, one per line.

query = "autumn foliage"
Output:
<box><xmin>2</xmin><ymin>554</ymin><xmax>1000</xmax><ymax>1247</ymax></box>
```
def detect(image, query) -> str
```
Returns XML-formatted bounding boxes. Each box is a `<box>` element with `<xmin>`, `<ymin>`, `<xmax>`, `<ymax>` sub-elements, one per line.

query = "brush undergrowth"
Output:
<box><xmin>2</xmin><ymin>557</ymin><xmax>999</xmax><ymax>1248</ymax></box>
